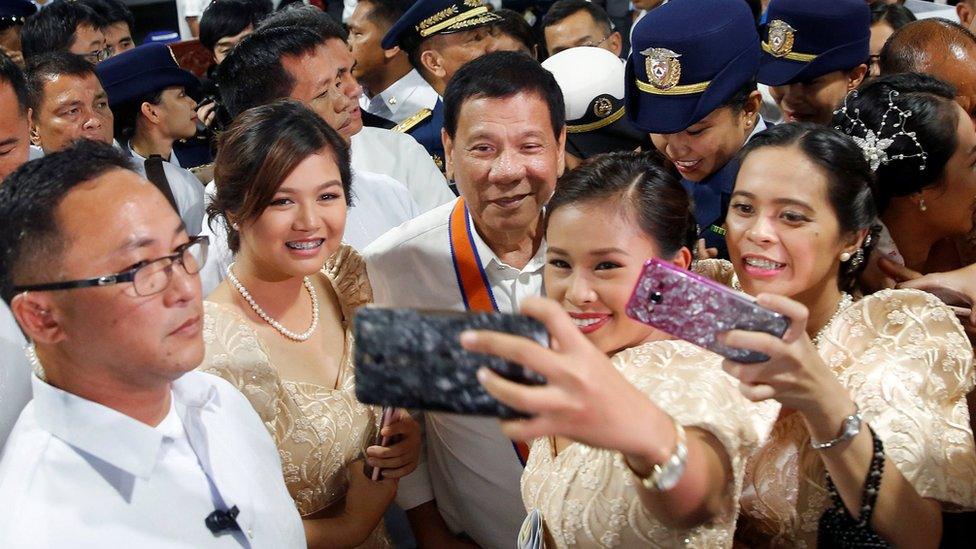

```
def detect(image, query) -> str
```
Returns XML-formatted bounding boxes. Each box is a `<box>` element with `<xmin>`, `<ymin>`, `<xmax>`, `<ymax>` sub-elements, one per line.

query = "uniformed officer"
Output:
<box><xmin>759</xmin><ymin>0</ymin><xmax>870</xmax><ymax>125</ymax></box>
<box><xmin>381</xmin><ymin>0</ymin><xmax>500</xmax><ymax>173</ymax></box>
<box><xmin>625</xmin><ymin>0</ymin><xmax>764</xmax><ymax>259</ymax></box>
<box><xmin>542</xmin><ymin>46</ymin><xmax>648</xmax><ymax>170</ymax></box>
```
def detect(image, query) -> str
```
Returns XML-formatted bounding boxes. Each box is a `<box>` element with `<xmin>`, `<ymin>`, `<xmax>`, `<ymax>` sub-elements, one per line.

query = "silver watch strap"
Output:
<box><xmin>810</xmin><ymin>404</ymin><xmax>863</xmax><ymax>450</ymax></box>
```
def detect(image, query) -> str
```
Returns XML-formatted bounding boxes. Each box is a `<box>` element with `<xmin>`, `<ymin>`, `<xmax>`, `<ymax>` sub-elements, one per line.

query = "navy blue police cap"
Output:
<box><xmin>96</xmin><ymin>43</ymin><xmax>200</xmax><ymax>107</ymax></box>
<box><xmin>758</xmin><ymin>0</ymin><xmax>870</xmax><ymax>86</ymax></box>
<box><xmin>382</xmin><ymin>0</ymin><xmax>500</xmax><ymax>50</ymax></box>
<box><xmin>0</xmin><ymin>0</ymin><xmax>36</xmax><ymax>25</ymax></box>
<box><xmin>624</xmin><ymin>0</ymin><xmax>760</xmax><ymax>135</ymax></box>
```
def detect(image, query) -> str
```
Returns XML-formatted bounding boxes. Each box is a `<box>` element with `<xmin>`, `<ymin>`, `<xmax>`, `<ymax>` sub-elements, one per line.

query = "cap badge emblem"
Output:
<box><xmin>767</xmin><ymin>20</ymin><xmax>796</xmax><ymax>58</ymax></box>
<box><xmin>463</xmin><ymin>0</ymin><xmax>482</xmax><ymax>7</ymax></box>
<box><xmin>641</xmin><ymin>48</ymin><xmax>682</xmax><ymax>91</ymax></box>
<box><xmin>593</xmin><ymin>97</ymin><xmax>614</xmax><ymax>118</ymax></box>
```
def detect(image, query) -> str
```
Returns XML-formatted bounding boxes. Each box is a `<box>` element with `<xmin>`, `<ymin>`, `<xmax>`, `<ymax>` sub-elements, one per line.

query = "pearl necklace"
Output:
<box><xmin>811</xmin><ymin>292</ymin><xmax>853</xmax><ymax>347</ymax></box>
<box><xmin>226</xmin><ymin>263</ymin><xmax>319</xmax><ymax>342</ymax></box>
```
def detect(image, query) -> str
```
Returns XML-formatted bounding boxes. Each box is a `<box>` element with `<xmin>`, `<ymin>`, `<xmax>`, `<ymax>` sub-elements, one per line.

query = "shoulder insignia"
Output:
<box><xmin>392</xmin><ymin>108</ymin><xmax>433</xmax><ymax>133</ymax></box>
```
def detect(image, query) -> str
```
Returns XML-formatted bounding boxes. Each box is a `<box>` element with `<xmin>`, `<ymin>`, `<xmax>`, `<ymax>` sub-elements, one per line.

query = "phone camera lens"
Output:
<box><xmin>650</xmin><ymin>292</ymin><xmax>663</xmax><ymax>304</ymax></box>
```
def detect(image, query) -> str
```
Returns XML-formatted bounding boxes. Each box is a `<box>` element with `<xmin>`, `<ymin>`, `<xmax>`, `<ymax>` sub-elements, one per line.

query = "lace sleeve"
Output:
<box><xmin>200</xmin><ymin>301</ymin><xmax>281</xmax><ymax>427</ymax></box>
<box><xmin>324</xmin><ymin>244</ymin><xmax>373</xmax><ymax>314</ymax></box>
<box><xmin>822</xmin><ymin>289</ymin><xmax>976</xmax><ymax>510</ymax></box>
<box><xmin>618</xmin><ymin>342</ymin><xmax>774</xmax><ymax>518</ymax></box>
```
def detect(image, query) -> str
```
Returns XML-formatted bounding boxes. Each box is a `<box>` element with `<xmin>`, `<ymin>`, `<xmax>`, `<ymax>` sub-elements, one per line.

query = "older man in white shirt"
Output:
<box><xmin>0</xmin><ymin>140</ymin><xmax>304</xmax><ymax>547</ymax></box>
<box><xmin>364</xmin><ymin>52</ymin><xmax>566</xmax><ymax>549</ymax></box>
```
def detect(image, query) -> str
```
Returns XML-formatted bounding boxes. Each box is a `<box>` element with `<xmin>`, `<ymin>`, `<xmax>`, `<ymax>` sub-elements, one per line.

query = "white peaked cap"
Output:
<box><xmin>542</xmin><ymin>46</ymin><xmax>626</xmax><ymax>123</ymax></box>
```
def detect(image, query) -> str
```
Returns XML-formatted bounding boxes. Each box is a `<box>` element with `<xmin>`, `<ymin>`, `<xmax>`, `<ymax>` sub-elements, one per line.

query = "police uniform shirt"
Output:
<box><xmin>682</xmin><ymin>118</ymin><xmax>767</xmax><ymax>259</ymax></box>
<box><xmin>394</xmin><ymin>99</ymin><xmax>447</xmax><ymax>174</ymax></box>
<box><xmin>350</xmin><ymin>126</ymin><xmax>454</xmax><ymax>212</ymax></box>
<box><xmin>363</xmin><ymin>199</ymin><xmax>546</xmax><ymax>549</ymax></box>
<box><xmin>360</xmin><ymin>68</ymin><xmax>439</xmax><ymax>126</ymax></box>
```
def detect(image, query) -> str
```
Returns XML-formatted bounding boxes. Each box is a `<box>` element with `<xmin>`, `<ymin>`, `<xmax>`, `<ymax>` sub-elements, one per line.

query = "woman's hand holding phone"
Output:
<box><xmin>364</xmin><ymin>409</ymin><xmax>421</xmax><ymax>480</ymax></box>
<box><xmin>461</xmin><ymin>297</ymin><xmax>673</xmax><ymax>458</ymax></box>
<box><xmin>718</xmin><ymin>293</ymin><xmax>856</xmax><ymax>440</ymax></box>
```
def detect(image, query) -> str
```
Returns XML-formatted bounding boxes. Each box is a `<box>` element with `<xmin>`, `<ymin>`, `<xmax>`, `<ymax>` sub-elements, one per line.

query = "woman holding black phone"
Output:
<box><xmin>469</xmin><ymin>124</ymin><xmax>976</xmax><ymax>547</ymax></box>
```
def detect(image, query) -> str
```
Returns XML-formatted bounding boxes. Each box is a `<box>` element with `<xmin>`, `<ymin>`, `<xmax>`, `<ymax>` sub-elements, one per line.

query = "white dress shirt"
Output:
<box><xmin>363</xmin><ymin>199</ymin><xmax>546</xmax><ymax>549</ymax></box>
<box><xmin>0</xmin><ymin>371</ymin><xmax>305</xmax><ymax>548</ymax></box>
<box><xmin>351</xmin><ymin>126</ymin><xmax>453</xmax><ymax>213</ymax></box>
<box><xmin>360</xmin><ymin>69</ymin><xmax>439</xmax><ymax>126</ymax></box>
<box><xmin>198</xmin><ymin>170</ymin><xmax>421</xmax><ymax>296</ymax></box>
<box><xmin>0</xmin><ymin>301</ymin><xmax>29</xmax><ymax>450</ymax></box>
<box><xmin>127</xmin><ymin>148</ymin><xmax>206</xmax><ymax>236</ymax></box>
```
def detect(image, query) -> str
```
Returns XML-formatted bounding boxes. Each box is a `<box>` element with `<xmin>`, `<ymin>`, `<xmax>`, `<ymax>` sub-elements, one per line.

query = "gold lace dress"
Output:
<box><xmin>737</xmin><ymin>288</ymin><xmax>976</xmax><ymax>548</ymax></box>
<box><xmin>200</xmin><ymin>246</ymin><xmax>390</xmax><ymax>547</ymax></box>
<box><xmin>521</xmin><ymin>340</ymin><xmax>779</xmax><ymax>548</ymax></box>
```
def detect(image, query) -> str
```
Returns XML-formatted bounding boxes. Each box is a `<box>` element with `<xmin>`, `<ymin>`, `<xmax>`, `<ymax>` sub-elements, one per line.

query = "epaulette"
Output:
<box><xmin>392</xmin><ymin>108</ymin><xmax>433</xmax><ymax>133</ymax></box>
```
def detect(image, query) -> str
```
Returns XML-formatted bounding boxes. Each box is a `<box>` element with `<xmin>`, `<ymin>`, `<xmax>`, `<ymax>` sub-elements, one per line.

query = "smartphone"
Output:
<box><xmin>363</xmin><ymin>407</ymin><xmax>396</xmax><ymax>481</ymax></box>
<box><xmin>625</xmin><ymin>259</ymin><xmax>790</xmax><ymax>363</ymax></box>
<box><xmin>353</xmin><ymin>308</ymin><xmax>548</xmax><ymax>418</ymax></box>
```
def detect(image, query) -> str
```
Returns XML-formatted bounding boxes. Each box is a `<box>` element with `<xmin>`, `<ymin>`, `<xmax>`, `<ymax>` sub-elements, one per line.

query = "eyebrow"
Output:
<box><xmin>276</xmin><ymin>180</ymin><xmax>343</xmax><ymax>194</ymax></box>
<box><xmin>115</xmin><ymin>222</ymin><xmax>187</xmax><ymax>254</ymax></box>
<box><xmin>731</xmin><ymin>190</ymin><xmax>814</xmax><ymax>210</ymax></box>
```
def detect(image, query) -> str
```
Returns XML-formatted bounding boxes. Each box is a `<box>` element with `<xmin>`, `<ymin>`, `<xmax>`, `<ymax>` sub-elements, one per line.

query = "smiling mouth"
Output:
<box><xmin>493</xmin><ymin>194</ymin><xmax>530</xmax><ymax>208</ymax></box>
<box><xmin>286</xmin><ymin>239</ymin><xmax>324</xmax><ymax>250</ymax></box>
<box><xmin>744</xmin><ymin>257</ymin><xmax>786</xmax><ymax>269</ymax></box>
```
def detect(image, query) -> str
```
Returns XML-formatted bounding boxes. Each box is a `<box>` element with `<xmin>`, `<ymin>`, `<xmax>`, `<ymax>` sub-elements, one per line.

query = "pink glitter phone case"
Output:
<box><xmin>625</xmin><ymin>259</ymin><xmax>790</xmax><ymax>363</ymax></box>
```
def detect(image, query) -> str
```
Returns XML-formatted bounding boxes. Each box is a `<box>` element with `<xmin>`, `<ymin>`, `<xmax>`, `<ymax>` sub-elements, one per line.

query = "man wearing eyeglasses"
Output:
<box><xmin>20</xmin><ymin>0</ymin><xmax>108</xmax><ymax>64</ymax></box>
<box><xmin>542</xmin><ymin>0</ymin><xmax>623</xmax><ymax>57</ymax></box>
<box><xmin>0</xmin><ymin>139</ymin><xmax>306</xmax><ymax>548</ymax></box>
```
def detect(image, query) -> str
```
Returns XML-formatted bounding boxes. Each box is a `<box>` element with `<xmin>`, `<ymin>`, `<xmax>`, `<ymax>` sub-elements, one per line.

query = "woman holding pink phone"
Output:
<box><xmin>470</xmin><ymin>151</ymin><xmax>774</xmax><ymax>547</ymax></box>
<box><xmin>469</xmin><ymin>124</ymin><xmax>976</xmax><ymax>547</ymax></box>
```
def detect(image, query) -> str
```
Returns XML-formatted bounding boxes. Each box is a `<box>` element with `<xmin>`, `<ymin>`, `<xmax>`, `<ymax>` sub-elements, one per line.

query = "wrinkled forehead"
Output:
<box><xmin>41</xmin><ymin>72</ymin><xmax>103</xmax><ymax>106</ymax></box>
<box><xmin>456</xmin><ymin>91</ymin><xmax>557</xmax><ymax>136</ymax></box>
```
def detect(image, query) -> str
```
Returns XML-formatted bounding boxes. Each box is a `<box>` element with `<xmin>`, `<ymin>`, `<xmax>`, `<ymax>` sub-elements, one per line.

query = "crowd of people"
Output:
<box><xmin>1</xmin><ymin>0</ymin><xmax>976</xmax><ymax>547</ymax></box>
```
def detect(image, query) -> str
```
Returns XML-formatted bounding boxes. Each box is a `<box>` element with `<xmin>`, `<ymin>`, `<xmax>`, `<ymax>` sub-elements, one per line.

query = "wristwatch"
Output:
<box><xmin>628</xmin><ymin>419</ymin><xmax>687</xmax><ymax>492</ymax></box>
<box><xmin>810</xmin><ymin>404</ymin><xmax>862</xmax><ymax>451</ymax></box>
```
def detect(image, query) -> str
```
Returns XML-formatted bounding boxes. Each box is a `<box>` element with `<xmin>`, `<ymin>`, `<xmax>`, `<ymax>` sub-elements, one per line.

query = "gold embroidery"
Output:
<box><xmin>391</xmin><ymin>108</ymin><xmax>432</xmax><ymax>133</ymax></box>
<box><xmin>415</xmin><ymin>5</ymin><xmax>459</xmax><ymax>33</ymax></box>
<box><xmin>567</xmin><ymin>106</ymin><xmax>626</xmax><ymax>133</ymax></box>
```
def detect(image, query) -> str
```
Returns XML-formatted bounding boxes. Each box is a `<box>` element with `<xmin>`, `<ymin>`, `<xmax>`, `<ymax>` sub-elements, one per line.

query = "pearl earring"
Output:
<box><xmin>840</xmin><ymin>252</ymin><xmax>852</xmax><ymax>262</ymax></box>
<box><xmin>918</xmin><ymin>199</ymin><xmax>927</xmax><ymax>212</ymax></box>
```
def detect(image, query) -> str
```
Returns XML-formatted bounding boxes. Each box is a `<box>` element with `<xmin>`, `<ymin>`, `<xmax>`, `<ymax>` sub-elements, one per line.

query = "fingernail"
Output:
<box><xmin>477</xmin><ymin>367</ymin><xmax>487</xmax><ymax>383</ymax></box>
<box><xmin>460</xmin><ymin>331</ymin><xmax>476</xmax><ymax>345</ymax></box>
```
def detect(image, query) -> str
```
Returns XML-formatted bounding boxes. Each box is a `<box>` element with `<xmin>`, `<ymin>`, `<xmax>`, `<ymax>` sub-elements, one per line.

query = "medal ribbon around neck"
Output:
<box><xmin>448</xmin><ymin>198</ymin><xmax>531</xmax><ymax>466</ymax></box>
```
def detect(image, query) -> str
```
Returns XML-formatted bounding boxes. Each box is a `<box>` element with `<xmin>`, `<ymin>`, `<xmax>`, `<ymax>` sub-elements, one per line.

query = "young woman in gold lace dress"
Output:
<box><xmin>720</xmin><ymin>123</ymin><xmax>976</xmax><ymax>547</ymax></box>
<box><xmin>471</xmin><ymin>152</ymin><xmax>774</xmax><ymax>548</ymax></box>
<box><xmin>199</xmin><ymin>100</ymin><xmax>421</xmax><ymax>548</ymax></box>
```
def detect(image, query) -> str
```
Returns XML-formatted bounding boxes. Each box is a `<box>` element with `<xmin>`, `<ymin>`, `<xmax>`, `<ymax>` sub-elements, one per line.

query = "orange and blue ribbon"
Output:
<box><xmin>449</xmin><ymin>198</ymin><xmax>530</xmax><ymax>466</ymax></box>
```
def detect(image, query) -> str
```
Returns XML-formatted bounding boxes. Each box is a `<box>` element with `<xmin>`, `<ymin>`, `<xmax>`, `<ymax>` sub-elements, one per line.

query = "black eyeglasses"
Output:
<box><xmin>14</xmin><ymin>236</ymin><xmax>209</xmax><ymax>297</ymax></box>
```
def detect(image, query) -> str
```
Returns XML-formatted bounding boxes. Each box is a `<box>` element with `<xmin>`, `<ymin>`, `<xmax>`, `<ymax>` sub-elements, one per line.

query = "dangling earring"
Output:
<box><xmin>232</xmin><ymin>222</ymin><xmax>240</xmax><ymax>230</ymax></box>
<box><xmin>918</xmin><ymin>199</ymin><xmax>927</xmax><ymax>212</ymax></box>
<box><xmin>840</xmin><ymin>252</ymin><xmax>852</xmax><ymax>262</ymax></box>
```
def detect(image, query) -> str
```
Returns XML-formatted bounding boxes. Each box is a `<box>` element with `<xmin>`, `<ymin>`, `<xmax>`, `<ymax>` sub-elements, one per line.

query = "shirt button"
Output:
<box><xmin>388</xmin><ymin>97</ymin><xmax>397</xmax><ymax>105</ymax></box>
<box><xmin>247</xmin><ymin>528</ymin><xmax>254</xmax><ymax>539</ymax></box>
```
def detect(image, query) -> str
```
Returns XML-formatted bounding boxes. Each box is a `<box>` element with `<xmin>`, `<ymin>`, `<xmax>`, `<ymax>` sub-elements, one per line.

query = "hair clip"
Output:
<box><xmin>834</xmin><ymin>90</ymin><xmax>927</xmax><ymax>173</ymax></box>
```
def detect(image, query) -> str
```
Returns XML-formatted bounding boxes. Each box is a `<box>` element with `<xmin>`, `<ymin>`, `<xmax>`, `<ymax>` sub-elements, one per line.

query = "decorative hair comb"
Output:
<box><xmin>834</xmin><ymin>90</ymin><xmax>927</xmax><ymax>173</ymax></box>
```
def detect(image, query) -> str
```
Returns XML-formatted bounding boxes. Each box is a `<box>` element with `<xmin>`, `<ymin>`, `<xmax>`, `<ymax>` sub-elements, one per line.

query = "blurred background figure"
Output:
<box><xmin>80</xmin><ymin>0</ymin><xmax>136</xmax><ymax>57</ymax></box>
<box><xmin>868</xmin><ymin>0</ymin><xmax>915</xmax><ymax>77</ymax></box>
<box><xmin>542</xmin><ymin>0</ymin><xmax>622</xmax><ymax>58</ymax></box>
<box><xmin>21</xmin><ymin>0</ymin><xmax>106</xmax><ymax>63</ymax></box>
<box><xmin>0</xmin><ymin>0</ymin><xmax>35</xmax><ymax>68</ymax></box>
<box><xmin>491</xmin><ymin>8</ymin><xmax>537</xmax><ymax>58</ymax></box>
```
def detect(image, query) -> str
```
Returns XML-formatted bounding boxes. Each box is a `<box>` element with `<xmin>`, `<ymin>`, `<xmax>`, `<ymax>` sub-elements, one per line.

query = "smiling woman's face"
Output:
<box><xmin>726</xmin><ymin>144</ymin><xmax>855</xmax><ymax>301</ymax></box>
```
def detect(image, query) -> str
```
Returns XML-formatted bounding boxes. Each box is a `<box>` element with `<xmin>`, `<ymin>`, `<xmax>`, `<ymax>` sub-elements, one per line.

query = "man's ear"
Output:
<box><xmin>957</xmin><ymin>3</ymin><xmax>975</xmax><ymax>29</ymax></box>
<box><xmin>442</xmin><ymin>127</ymin><xmax>454</xmax><ymax>180</ymax></box>
<box><xmin>607</xmin><ymin>31</ymin><xmax>623</xmax><ymax>57</ymax></box>
<box><xmin>28</xmin><ymin>107</ymin><xmax>41</xmax><ymax>147</ymax></box>
<box><xmin>10</xmin><ymin>291</ymin><xmax>66</xmax><ymax>345</ymax></box>
<box><xmin>383</xmin><ymin>45</ymin><xmax>402</xmax><ymax>61</ymax></box>
<box><xmin>420</xmin><ymin>48</ymin><xmax>446</xmax><ymax>79</ymax></box>
<box><xmin>555</xmin><ymin>125</ymin><xmax>567</xmax><ymax>178</ymax></box>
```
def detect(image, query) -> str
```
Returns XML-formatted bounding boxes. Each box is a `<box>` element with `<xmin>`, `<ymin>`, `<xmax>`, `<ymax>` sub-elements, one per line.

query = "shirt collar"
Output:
<box><xmin>466</xmin><ymin>208</ymin><xmax>547</xmax><ymax>275</ymax></box>
<box><xmin>31</xmin><ymin>374</ymin><xmax>163</xmax><ymax>479</ymax></box>
<box><xmin>376</xmin><ymin>69</ymin><xmax>438</xmax><ymax>113</ymax></box>
<box><xmin>30</xmin><ymin>371</ymin><xmax>220</xmax><ymax>480</ymax></box>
